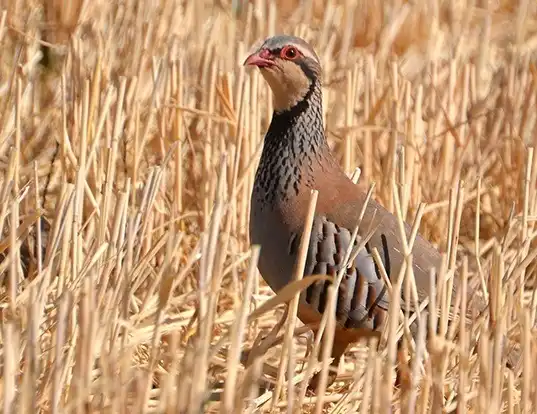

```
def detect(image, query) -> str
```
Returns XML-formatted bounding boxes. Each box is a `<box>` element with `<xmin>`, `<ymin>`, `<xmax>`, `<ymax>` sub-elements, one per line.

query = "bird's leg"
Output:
<box><xmin>395</xmin><ymin>338</ymin><xmax>412</xmax><ymax>391</ymax></box>
<box><xmin>307</xmin><ymin>337</ymin><xmax>349</xmax><ymax>392</ymax></box>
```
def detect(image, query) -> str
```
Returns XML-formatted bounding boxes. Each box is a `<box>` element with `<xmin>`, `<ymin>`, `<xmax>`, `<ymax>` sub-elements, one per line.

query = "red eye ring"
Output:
<box><xmin>281</xmin><ymin>46</ymin><xmax>299</xmax><ymax>60</ymax></box>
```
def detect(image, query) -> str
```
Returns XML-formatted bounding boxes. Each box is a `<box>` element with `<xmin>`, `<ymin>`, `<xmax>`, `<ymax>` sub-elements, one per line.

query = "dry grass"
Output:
<box><xmin>1</xmin><ymin>0</ymin><xmax>537</xmax><ymax>412</ymax></box>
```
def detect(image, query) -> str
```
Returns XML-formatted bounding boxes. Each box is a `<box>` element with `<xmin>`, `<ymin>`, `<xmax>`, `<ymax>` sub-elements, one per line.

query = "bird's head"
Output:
<box><xmin>244</xmin><ymin>35</ymin><xmax>321</xmax><ymax>113</ymax></box>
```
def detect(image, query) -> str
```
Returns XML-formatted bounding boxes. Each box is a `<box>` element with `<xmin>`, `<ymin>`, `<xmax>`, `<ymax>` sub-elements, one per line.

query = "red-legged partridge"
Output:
<box><xmin>245</xmin><ymin>35</ymin><xmax>517</xmax><ymax>391</ymax></box>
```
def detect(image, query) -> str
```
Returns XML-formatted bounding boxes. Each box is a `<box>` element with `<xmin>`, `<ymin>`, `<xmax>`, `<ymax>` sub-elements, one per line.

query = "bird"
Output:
<box><xmin>244</xmin><ymin>35</ymin><xmax>515</xmax><ymax>391</ymax></box>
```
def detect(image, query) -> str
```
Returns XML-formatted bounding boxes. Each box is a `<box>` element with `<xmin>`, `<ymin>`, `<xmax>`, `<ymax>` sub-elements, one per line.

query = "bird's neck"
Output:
<box><xmin>253</xmin><ymin>81</ymin><xmax>336</xmax><ymax>206</ymax></box>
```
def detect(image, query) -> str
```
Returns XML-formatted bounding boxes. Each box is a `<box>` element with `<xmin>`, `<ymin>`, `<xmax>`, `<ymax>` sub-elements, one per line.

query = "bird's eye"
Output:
<box><xmin>281</xmin><ymin>46</ymin><xmax>299</xmax><ymax>60</ymax></box>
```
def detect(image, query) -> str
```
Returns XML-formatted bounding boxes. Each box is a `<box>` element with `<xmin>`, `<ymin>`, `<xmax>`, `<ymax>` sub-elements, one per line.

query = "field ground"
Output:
<box><xmin>1</xmin><ymin>0</ymin><xmax>537</xmax><ymax>412</ymax></box>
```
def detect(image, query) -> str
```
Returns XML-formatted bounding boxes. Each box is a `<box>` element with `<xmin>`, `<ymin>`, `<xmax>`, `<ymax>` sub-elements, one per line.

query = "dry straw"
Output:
<box><xmin>0</xmin><ymin>0</ymin><xmax>537</xmax><ymax>412</ymax></box>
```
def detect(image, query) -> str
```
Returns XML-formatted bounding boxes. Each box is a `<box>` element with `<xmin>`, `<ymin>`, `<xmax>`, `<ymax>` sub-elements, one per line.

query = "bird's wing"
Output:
<box><xmin>288</xmin><ymin>212</ymin><xmax>389</xmax><ymax>333</ymax></box>
<box><xmin>288</xmin><ymin>193</ymin><xmax>453</xmax><ymax>334</ymax></box>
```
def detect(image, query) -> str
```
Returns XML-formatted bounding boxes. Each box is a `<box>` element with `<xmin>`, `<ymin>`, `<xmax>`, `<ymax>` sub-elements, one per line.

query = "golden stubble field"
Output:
<box><xmin>1</xmin><ymin>0</ymin><xmax>537</xmax><ymax>412</ymax></box>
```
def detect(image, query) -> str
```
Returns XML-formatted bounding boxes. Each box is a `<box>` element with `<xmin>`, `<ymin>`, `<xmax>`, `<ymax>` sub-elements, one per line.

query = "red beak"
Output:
<box><xmin>243</xmin><ymin>48</ymin><xmax>274</xmax><ymax>68</ymax></box>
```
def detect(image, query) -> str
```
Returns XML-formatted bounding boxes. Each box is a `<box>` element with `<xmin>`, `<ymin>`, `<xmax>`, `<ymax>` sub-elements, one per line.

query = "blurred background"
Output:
<box><xmin>0</xmin><ymin>0</ymin><xmax>536</xmax><ymax>412</ymax></box>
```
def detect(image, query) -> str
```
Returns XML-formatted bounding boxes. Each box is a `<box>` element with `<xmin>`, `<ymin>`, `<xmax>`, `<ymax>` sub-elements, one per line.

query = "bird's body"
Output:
<box><xmin>249</xmin><ymin>76</ymin><xmax>446</xmax><ymax>325</ymax></box>
<box><xmin>244</xmin><ymin>35</ymin><xmax>508</xmax><ymax>390</ymax></box>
